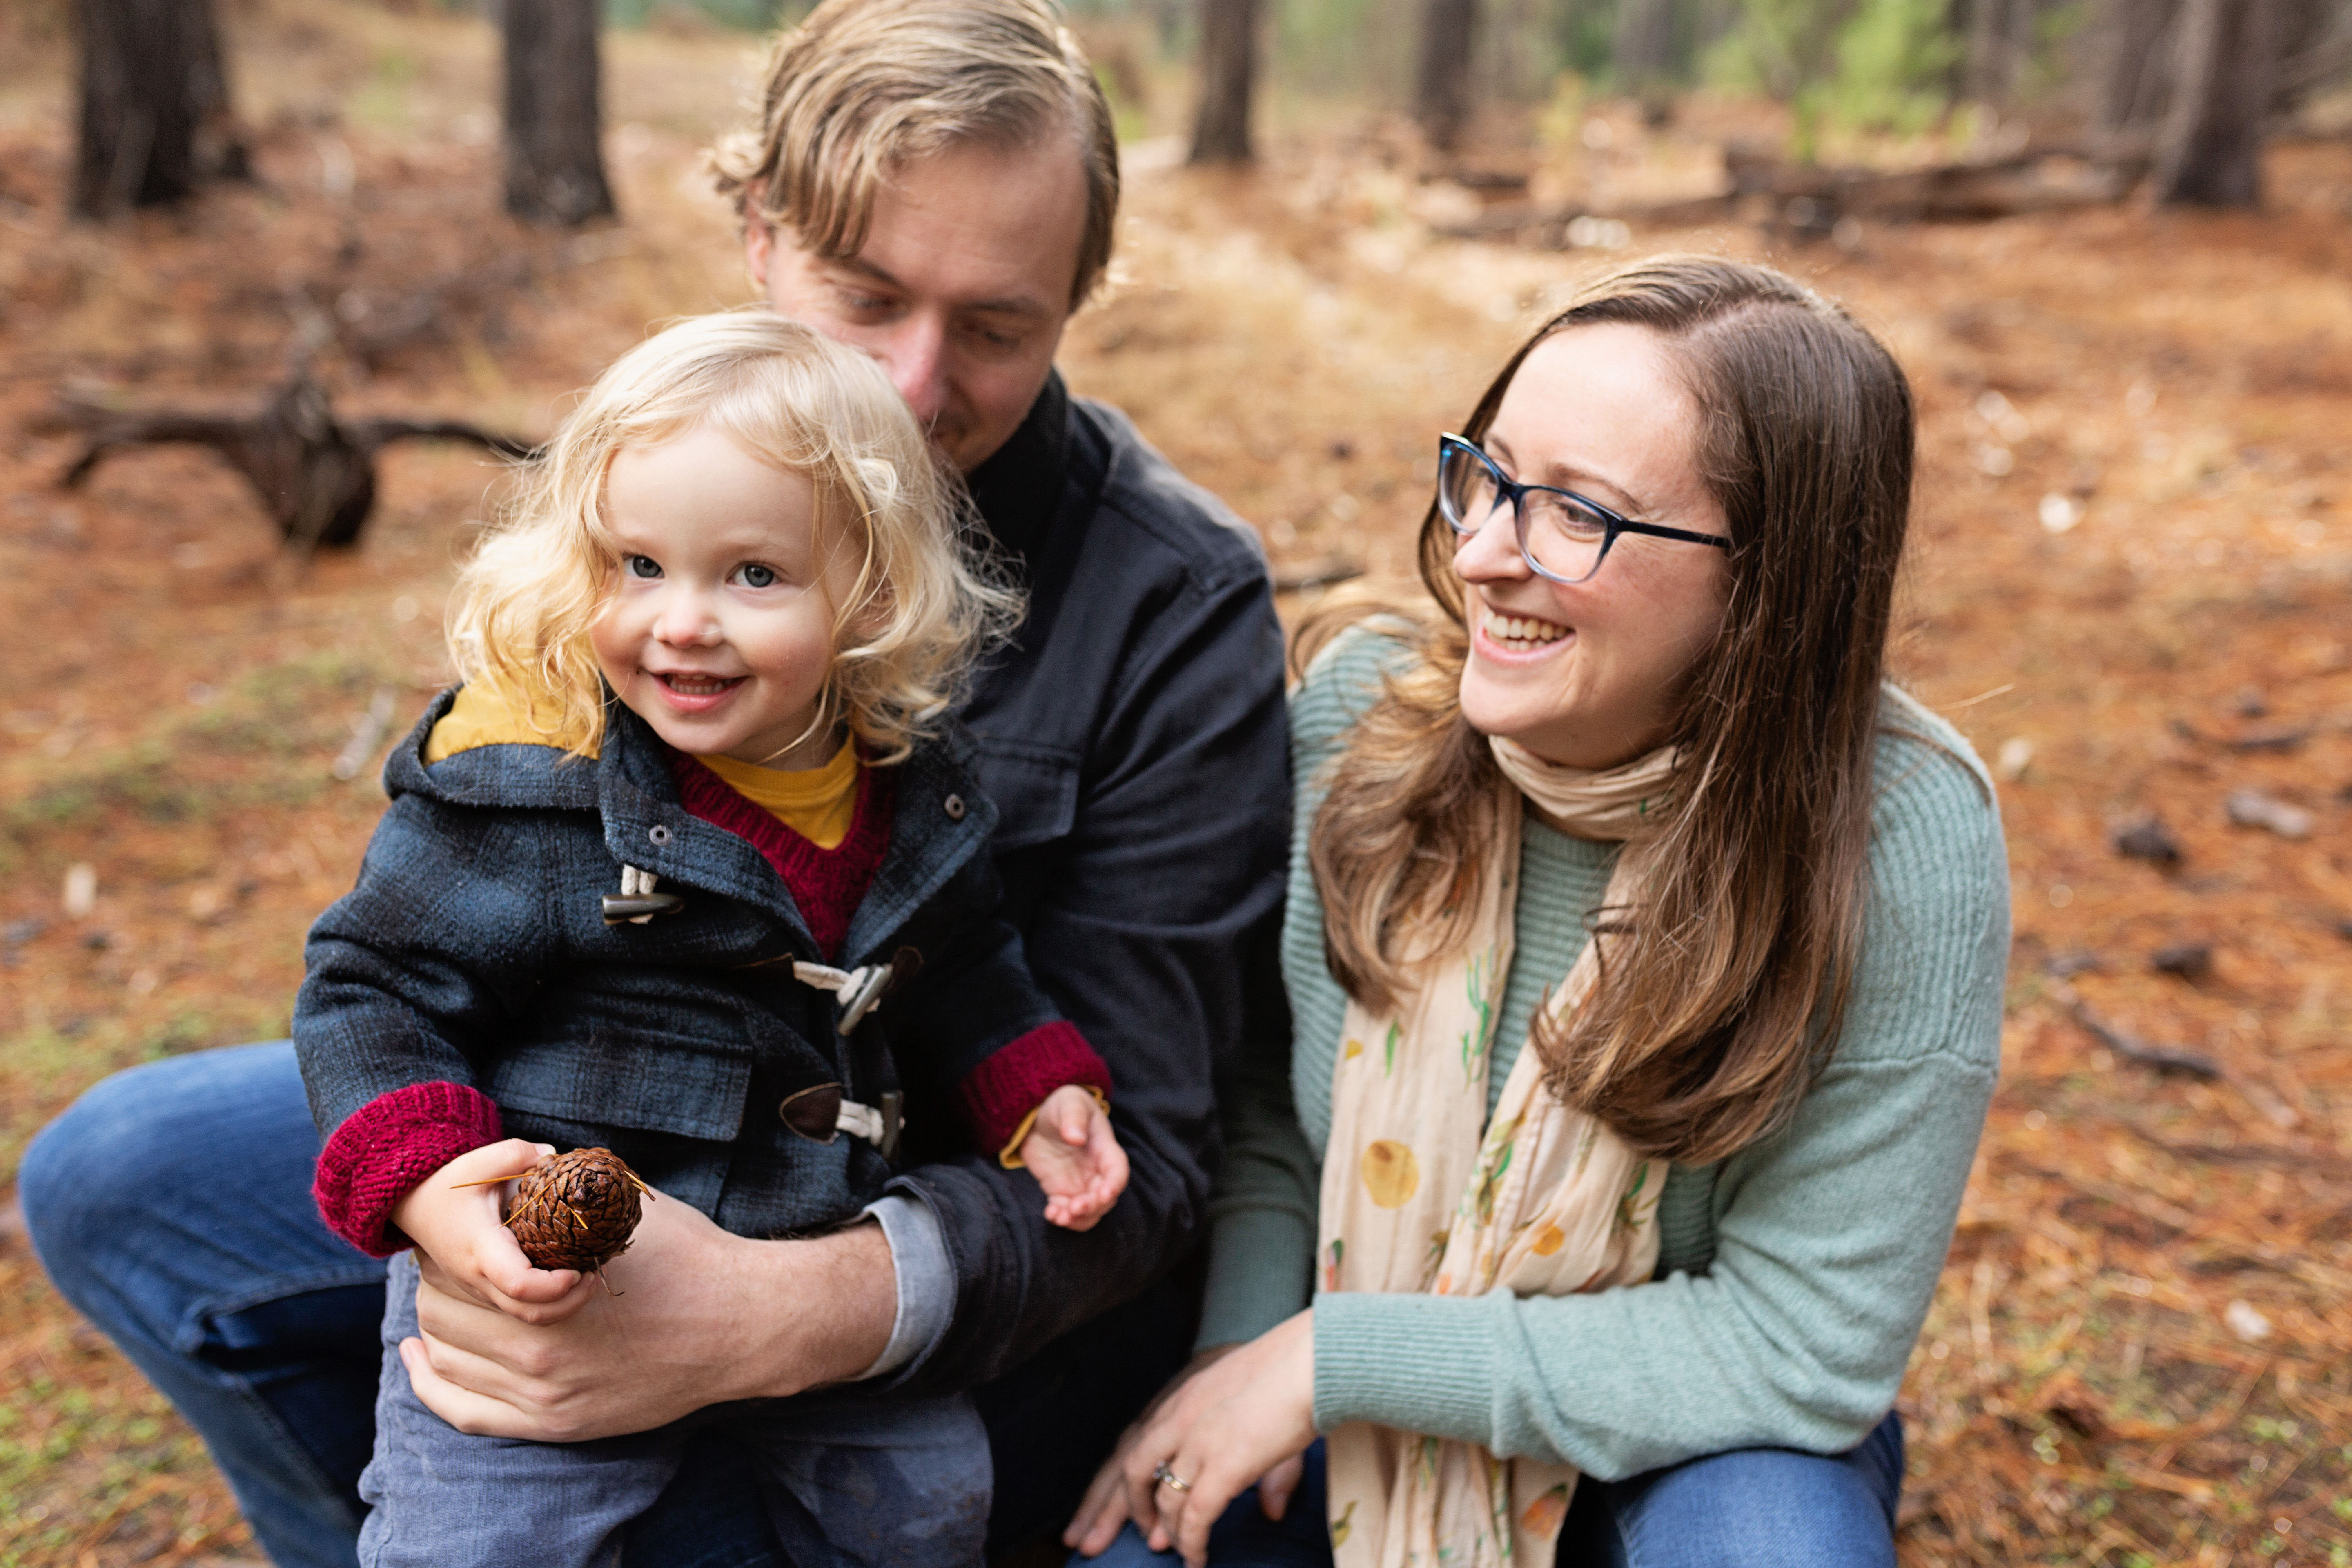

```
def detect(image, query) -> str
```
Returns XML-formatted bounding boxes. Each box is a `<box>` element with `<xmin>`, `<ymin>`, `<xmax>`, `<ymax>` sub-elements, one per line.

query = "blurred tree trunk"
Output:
<box><xmin>1189</xmin><ymin>0</ymin><xmax>1257</xmax><ymax>163</ymax></box>
<box><xmin>2095</xmin><ymin>0</ymin><xmax>2183</xmax><ymax>136</ymax></box>
<box><xmin>1613</xmin><ymin>0</ymin><xmax>1684</xmax><ymax>96</ymax></box>
<box><xmin>1417</xmin><ymin>0</ymin><xmax>1479</xmax><ymax>151</ymax></box>
<box><xmin>2154</xmin><ymin>0</ymin><xmax>2280</xmax><ymax>205</ymax></box>
<box><xmin>504</xmin><ymin>0</ymin><xmax>615</xmax><ymax>225</ymax></box>
<box><xmin>73</xmin><ymin>0</ymin><xmax>246</xmax><ymax>216</ymax></box>
<box><xmin>2268</xmin><ymin>0</ymin><xmax>2349</xmax><ymax>113</ymax></box>
<box><xmin>1963</xmin><ymin>0</ymin><xmax>2038</xmax><ymax>102</ymax></box>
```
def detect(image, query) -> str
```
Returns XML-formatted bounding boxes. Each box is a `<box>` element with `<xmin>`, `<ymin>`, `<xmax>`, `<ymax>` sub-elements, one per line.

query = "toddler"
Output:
<box><xmin>294</xmin><ymin>311</ymin><xmax>1127</xmax><ymax>1567</ymax></box>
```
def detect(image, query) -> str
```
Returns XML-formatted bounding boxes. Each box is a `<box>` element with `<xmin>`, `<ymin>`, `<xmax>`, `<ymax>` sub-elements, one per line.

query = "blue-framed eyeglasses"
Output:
<box><xmin>1437</xmin><ymin>434</ymin><xmax>1732</xmax><ymax>585</ymax></box>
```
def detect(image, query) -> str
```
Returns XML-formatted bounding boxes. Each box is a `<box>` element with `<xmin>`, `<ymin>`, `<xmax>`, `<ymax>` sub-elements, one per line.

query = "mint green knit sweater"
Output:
<box><xmin>1197</xmin><ymin>629</ymin><xmax>2009</xmax><ymax>1481</ymax></box>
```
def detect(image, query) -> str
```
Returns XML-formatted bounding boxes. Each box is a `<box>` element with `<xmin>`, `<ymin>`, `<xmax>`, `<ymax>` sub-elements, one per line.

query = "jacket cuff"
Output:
<box><xmin>853</xmin><ymin>1193</ymin><xmax>956</xmax><ymax>1382</ymax></box>
<box><xmin>953</xmin><ymin>1020</ymin><xmax>1113</xmax><ymax>1158</ymax></box>
<box><xmin>312</xmin><ymin>1081</ymin><xmax>503</xmax><ymax>1258</ymax></box>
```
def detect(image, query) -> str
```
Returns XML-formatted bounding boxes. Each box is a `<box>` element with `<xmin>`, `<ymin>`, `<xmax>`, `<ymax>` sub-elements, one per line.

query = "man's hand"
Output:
<box><xmin>390</xmin><ymin>1140</ymin><xmax>596</xmax><ymax>1325</ymax></box>
<box><xmin>399</xmin><ymin>1182</ymin><xmax>896</xmax><ymax>1442</ymax></box>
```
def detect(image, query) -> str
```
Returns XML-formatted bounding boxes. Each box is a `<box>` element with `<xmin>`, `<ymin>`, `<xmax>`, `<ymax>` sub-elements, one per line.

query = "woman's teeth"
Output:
<box><xmin>1480</xmin><ymin>608</ymin><xmax>1570</xmax><ymax>651</ymax></box>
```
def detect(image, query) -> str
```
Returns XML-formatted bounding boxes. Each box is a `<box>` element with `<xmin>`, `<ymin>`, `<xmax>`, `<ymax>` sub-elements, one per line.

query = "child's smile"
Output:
<box><xmin>590</xmin><ymin>423</ymin><xmax>860</xmax><ymax>770</ymax></box>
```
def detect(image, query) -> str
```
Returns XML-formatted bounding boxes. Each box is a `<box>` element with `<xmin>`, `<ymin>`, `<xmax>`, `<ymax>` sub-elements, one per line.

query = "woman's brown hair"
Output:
<box><xmin>1301</xmin><ymin>255</ymin><xmax>1916</xmax><ymax>1166</ymax></box>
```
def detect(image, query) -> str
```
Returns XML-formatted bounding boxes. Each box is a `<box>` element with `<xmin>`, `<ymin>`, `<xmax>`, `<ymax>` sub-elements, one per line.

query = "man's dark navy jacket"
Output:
<box><xmin>895</xmin><ymin>371</ymin><xmax>1290</xmax><ymax>1392</ymax></box>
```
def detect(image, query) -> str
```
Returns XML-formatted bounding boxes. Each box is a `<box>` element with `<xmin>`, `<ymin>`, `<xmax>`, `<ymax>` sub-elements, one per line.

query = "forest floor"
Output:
<box><xmin>4</xmin><ymin>2</ymin><xmax>2352</xmax><ymax>1564</ymax></box>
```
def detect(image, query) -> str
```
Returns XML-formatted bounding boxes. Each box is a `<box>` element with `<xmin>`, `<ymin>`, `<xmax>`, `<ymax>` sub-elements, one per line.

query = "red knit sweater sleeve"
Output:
<box><xmin>312</xmin><ymin>1080</ymin><xmax>504</xmax><ymax>1258</ymax></box>
<box><xmin>954</xmin><ymin>1020</ymin><xmax>1115</xmax><ymax>1160</ymax></box>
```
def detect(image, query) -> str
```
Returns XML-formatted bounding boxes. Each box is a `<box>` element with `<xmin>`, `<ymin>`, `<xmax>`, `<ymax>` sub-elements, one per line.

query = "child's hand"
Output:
<box><xmin>1020</xmin><ymin>1086</ymin><xmax>1129</xmax><ymax>1232</ymax></box>
<box><xmin>390</xmin><ymin>1140</ymin><xmax>599</xmax><ymax>1325</ymax></box>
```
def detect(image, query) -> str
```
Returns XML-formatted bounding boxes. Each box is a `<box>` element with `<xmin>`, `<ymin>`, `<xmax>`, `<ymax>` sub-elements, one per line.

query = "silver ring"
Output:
<box><xmin>1153</xmin><ymin>1460</ymin><xmax>1193</xmax><ymax>1494</ymax></box>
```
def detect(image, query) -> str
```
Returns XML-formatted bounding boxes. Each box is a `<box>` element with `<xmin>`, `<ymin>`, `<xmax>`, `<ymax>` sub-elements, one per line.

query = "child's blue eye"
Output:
<box><xmin>739</xmin><ymin>564</ymin><xmax>776</xmax><ymax>588</ymax></box>
<box><xmin>626</xmin><ymin>556</ymin><xmax>662</xmax><ymax>579</ymax></box>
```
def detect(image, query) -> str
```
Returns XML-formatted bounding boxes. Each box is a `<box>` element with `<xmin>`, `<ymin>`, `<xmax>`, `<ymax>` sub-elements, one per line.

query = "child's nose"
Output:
<box><xmin>652</xmin><ymin>590</ymin><xmax>722</xmax><ymax>646</ymax></box>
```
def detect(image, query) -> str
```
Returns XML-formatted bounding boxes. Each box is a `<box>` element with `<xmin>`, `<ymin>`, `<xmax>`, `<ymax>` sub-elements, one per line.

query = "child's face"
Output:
<box><xmin>591</xmin><ymin>424</ymin><xmax>858</xmax><ymax>770</ymax></box>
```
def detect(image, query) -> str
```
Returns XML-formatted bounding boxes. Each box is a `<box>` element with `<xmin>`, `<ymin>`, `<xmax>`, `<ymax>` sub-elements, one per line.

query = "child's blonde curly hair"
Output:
<box><xmin>446</xmin><ymin>309</ymin><xmax>1018</xmax><ymax>766</ymax></box>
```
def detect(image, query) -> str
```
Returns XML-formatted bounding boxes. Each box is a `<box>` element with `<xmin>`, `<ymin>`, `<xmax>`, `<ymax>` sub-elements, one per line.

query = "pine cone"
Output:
<box><xmin>506</xmin><ymin>1147</ymin><xmax>648</xmax><ymax>1273</ymax></box>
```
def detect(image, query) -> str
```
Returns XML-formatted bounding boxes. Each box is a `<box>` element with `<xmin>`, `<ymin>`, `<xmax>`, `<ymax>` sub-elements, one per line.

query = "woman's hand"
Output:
<box><xmin>1078</xmin><ymin>1311</ymin><xmax>1317</xmax><ymax>1567</ymax></box>
<box><xmin>398</xmin><ymin>1186</ymin><xmax>895</xmax><ymax>1442</ymax></box>
<box><xmin>1068</xmin><ymin>1348</ymin><xmax>1308</xmax><ymax>1559</ymax></box>
<box><xmin>1065</xmin><ymin>1345</ymin><xmax>1233</xmax><ymax>1556</ymax></box>
<box><xmin>390</xmin><ymin>1140</ymin><xmax>596</xmax><ymax>1325</ymax></box>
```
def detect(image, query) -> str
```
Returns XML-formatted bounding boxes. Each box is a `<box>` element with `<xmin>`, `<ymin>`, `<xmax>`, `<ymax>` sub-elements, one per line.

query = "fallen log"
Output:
<box><xmin>51</xmin><ymin>373</ymin><xmax>534</xmax><ymax>551</ymax></box>
<box><xmin>1718</xmin><ymin>141</ymin><xmax>2147</xmax><ymax>223</ymax></box>
<box><xmin>1440</xmin><ymin>140</ymin><xmax>2152</xmax><ymax>244</ymax></box>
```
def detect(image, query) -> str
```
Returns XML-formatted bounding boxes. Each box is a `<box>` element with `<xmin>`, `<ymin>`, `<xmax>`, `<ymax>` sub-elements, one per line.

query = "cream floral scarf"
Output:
<box><xmin>1317</xmin><ymin>736</ymin><xmax>1672</xmax><ymax>1568</ymax></box>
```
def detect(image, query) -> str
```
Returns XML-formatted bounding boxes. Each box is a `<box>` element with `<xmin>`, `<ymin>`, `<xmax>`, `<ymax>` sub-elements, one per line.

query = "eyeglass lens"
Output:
<box><xmin>1439</xmin><ymin>443</ymin><xmax>1613</xmax><ymax>584</ymax></box>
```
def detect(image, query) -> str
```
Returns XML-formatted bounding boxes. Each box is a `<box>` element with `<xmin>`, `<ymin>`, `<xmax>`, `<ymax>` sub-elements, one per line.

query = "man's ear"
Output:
<box><xmin>743</xmin><ymin>220</ymin><xmax>775</xmax><ymax>293</ymax></box>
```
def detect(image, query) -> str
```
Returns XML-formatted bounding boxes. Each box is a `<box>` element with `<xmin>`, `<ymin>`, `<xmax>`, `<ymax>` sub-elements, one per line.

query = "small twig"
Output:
<box><xmin>2050</xmin><ymin>981</ymin><xmax>2223</xmax><ymax>1078</ymax></box>
<box><xmin>1272</xmin><ymin>555</ymin><xmax>1366</xmax><ymax>593</ymax></box>
<box><xmin>331</xmin><ymin>686</ymin><xmax>398</xmax><ymax>780</ymax></box>
<box><xmin>2118</xmin><ymin>1121</ymin><xmax>2352</xmax><ymax>1179</ymax></box>
<box><xmin>1941</xmin><ymin>682</ymin><xmax>2017</xmax><ymax>711</ymax></box>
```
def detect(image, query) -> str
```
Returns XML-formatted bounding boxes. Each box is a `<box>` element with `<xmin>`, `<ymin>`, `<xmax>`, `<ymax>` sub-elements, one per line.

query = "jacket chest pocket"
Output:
<box><xmin>486</xmin><ymin>988</ymin><xmax>758</xmax><ymax>1144</ymax></box>
<box><xmin>975</xmin><ymin>737</ymin><xmax>1080</xmax><ymax>851</ymax></box>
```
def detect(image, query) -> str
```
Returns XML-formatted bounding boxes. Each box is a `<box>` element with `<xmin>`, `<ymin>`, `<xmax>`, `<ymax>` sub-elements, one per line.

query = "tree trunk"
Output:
<box><xmin>73</xmin><ymin>0</ymin><xmax>245</xmax><ymax>216</ymax></box>
<box><xmin>1416</xmin><ymin>0</ymin><xmax>1479</xmax><ymax>152</ymax></box>
<box><xmin>2096</xmin><ymin>0</ymin><xmax>2183</xmax><ymax>136</ymax></box>
<box><xmin>2154</xmin><ymin>0</ymin><xmax>2280</xmax><ymax>206</ymax></box>
<box><xmin>1965</xmin><ymin>0</ymin><xmax>2018</xmax><ymax>101</ymax></box>
<box><xmin>1188</xmin><ymin>0</ymin><xmax>1257</xmax><ymax>164</ymax></box>
<box><xmin>1612</xmin><ymin>0</ymin><xmax>1684</xmax><ymax>96</ymax></box>
<box><xmin>503</xmin><ymin>0</ymin><xmax>615</xmax><ymax>225</ymax></box>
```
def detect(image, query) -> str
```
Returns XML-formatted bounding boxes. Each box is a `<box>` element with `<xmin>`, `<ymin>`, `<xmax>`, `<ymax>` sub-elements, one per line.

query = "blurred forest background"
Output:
<box><xmin>4</xmin><ymin>0</ymin><xmax>2352</xmax><ymax>1563</ymax></box>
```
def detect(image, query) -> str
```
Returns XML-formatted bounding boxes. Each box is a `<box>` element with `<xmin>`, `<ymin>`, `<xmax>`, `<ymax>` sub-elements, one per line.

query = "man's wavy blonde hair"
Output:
<box><xmin>707</xmin><ymin>0</ymin><xmax>1119</xmax><ymax>309</ymax></box>
<box><xmin>447</xmin><ymin>310</ymin><xmax>1018</xmax><ymax>766</ymax></box>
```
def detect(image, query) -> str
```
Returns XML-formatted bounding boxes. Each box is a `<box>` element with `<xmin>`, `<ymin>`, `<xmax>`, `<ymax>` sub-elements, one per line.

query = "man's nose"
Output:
<box><xmin>875</xmin><ymin>315</ymin><xmax>951</xmax><ymax>429</ymax></box>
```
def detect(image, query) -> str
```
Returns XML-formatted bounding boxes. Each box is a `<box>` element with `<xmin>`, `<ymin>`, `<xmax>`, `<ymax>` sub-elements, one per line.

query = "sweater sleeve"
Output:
<box><xmin>955</xmin><ymin>1018</ymin><xmax>1115</xmax><ymax>1160</ymax></box>
<box><xmin>312</xmin><ymin>1080</ymin><xmax>505</xmax><ymax>1256</ymax></box>
<box><xmin>1310</xmin><ymin>708</ymin><xmax>2011</xmax><ymax>1479</ymax></box>
<box><xmin>1196</xmin><ymin>627</ymin><xmax>1409</xmax><ymax>1349</ymax></box>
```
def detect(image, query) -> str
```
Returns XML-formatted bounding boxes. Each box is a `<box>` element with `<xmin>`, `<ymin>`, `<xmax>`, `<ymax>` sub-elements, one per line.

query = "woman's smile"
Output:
<box><xmin>1473</xmin><ymin>603</ymin><xmax>1572</xmax><ymax>657</ymax></box>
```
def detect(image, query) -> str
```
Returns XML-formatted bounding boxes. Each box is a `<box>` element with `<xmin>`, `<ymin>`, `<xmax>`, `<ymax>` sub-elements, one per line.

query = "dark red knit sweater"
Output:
<box><xmin>311</xmin><ymin>754</ymin><xmax>1110</xmax><ymax>1256</ymax></box>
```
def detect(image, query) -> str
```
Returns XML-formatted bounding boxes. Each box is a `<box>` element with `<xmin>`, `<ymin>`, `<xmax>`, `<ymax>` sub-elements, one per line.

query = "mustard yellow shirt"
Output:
<box><xmin>426</xmin><ymin>684</ymin><xmax>859</xmax><ymax>850</ymax></box>
<box><xmin>695</xmin><ymin>746</ymin><xmax>858</xmax><ymax>851</ymax></box>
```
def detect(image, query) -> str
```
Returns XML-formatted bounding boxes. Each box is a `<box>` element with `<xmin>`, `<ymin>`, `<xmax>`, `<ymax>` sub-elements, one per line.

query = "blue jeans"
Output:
<box><xmin>21</xmin><ymin>1044</ymin><xmax>1194</xmax><ymax>1568</ymax></box>
<box><xmin>1076</xmin><ymin>1416</ymin><xmax>1904</xmax><ymax>1568</ymax></box>
<box><xmin>360</xmin><ymin>1255</ymin><xmax>987</xmax><ymax>1567</ymax></box>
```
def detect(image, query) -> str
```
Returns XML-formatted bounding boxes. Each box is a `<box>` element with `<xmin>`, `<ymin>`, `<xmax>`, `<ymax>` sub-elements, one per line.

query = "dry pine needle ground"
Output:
<box><xmin>2</xmin><ymin>3</ymin><xmax>2350</xmax><ymax>1563</ymax></box>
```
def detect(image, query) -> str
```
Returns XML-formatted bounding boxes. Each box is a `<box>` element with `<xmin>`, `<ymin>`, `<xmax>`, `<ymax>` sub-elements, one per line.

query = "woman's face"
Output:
<box><xmin>1454</xmin><ymin>322</ymin><xmax>1732</xmax><ymax>770</ymax></box>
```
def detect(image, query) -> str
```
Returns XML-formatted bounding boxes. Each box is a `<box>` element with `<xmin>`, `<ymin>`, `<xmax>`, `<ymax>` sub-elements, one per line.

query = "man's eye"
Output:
<box><xmin>963</xmin><ymin>321</ymin><xmax>1025</xmax><ymax>353</ymax></box>
<box><xmin>626</xmin><ymin>556</ymin><xmax>662</xmax><ymax>579</ymax></box>
<box><xmin>738</xmin><ymin>563</ymin><xmax>777</xmax><ymax>589</ymax></box>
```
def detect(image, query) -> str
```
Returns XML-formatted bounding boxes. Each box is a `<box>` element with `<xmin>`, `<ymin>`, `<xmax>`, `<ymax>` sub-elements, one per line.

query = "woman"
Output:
<box><xmin>1064</xmin><ymin>256</ymin><xmax>2008</xmax><ymax>1568</ymax></box>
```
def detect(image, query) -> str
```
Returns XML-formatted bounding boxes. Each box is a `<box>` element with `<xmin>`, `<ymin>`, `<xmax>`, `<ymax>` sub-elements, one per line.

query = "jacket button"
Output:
<box><xmin>648</xmin><ymin>824</ymin><xmax>673</xmax><ymax>846</ymax></box>
<box><xmin>942</xmin><ymin>793</ymin><xmax>966</xmax><ymax>821</ymax></box>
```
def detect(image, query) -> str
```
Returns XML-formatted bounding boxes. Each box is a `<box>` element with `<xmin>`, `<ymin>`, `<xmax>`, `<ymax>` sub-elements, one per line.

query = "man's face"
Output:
<box><xmin>746</xmin><ymin>134</ymin><xmax>1090</xmax><ymax>473</ymax></box>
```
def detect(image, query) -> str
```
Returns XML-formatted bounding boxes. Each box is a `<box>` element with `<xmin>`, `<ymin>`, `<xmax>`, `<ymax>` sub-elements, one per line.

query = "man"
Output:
<box><xmin>20</xmin><ymin>1</ymin><xmax>1290</xmax><ymax>1561</ymax></box>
